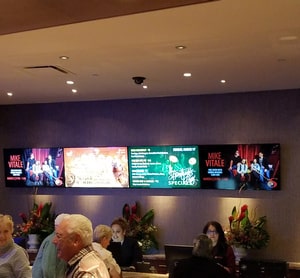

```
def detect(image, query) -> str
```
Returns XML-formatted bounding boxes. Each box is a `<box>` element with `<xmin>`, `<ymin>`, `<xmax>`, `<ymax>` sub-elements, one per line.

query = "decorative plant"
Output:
<box><xmin>225</xmin><ymin>204</ymin><xmax>270</xmax><ymax>249</ymax></box>
<box><xmin>15</xmin><ymin>202</ymin><xmax>55</xmax><ymax>242</ymax></box>
<box><xmin>122</xmin><ymin>202</ymin><xmax>159</xmax><ymax>254</ymax></box>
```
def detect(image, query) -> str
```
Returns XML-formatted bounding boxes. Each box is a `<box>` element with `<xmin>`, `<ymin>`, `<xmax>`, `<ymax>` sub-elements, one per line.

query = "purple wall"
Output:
<box><xmin>1</xmin><ymin>89</ymin><xmax>300</xmax><ymax>262</ymax></box>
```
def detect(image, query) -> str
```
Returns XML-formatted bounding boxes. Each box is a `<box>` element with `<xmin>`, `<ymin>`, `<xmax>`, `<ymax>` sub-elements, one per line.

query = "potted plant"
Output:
<box><xmin>225</xmin><ymin>204</ymin><xmax>270</xmax><ymax>259</ymax></box>
<box><xmin>15</xmin><ymin>202</ymin><xmax>55</xmax><ymax>249</ymax></box>
<box><xmin>122</xmin><ymin>202</ymin><xmax>159</xmax><ymax>254</ymax></box>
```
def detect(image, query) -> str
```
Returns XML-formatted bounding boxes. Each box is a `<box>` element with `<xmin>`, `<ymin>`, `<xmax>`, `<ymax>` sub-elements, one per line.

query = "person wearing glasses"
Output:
<box><xmin>203</xmin><ymin>221</ymin><xmax>236</xmax><ymax>277</ymax></box>
<box><xmin>52</xmin><ymin>214</ymin><xmax>110</xmax><ymax>278</ymax></box>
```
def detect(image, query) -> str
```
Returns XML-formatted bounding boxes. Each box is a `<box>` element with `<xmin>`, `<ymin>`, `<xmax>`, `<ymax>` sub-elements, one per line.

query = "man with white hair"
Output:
<box><xmin>53</xmin><ymin>214</ymin><xmax>110</xmax><ymax>278</ymax></box>
<box><xmin>32</xmin><ymin>213</ymin><xmax>69</xmax><ymax>278</ymax></box>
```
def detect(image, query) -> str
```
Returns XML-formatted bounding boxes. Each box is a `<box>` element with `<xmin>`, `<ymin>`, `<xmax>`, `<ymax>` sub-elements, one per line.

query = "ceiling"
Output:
<box><xmin>0</xmin><ymin>0</ymin><xmax>299</xmax><ymax>105</ymax></box>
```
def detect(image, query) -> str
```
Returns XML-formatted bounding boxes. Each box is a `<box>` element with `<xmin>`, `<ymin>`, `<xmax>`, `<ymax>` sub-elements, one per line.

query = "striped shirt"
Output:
<box><xmin>66</xmin><ymin>245</ymin><xmax>110</xmax><ymax>278</ymax></box>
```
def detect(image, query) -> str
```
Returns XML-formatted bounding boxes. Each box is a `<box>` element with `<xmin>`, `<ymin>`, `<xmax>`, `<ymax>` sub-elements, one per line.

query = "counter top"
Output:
<box><xmin>288</xmin><ymin>262</ymin><xmax>300</xmax><ymax>270</ymax></box>
<box><xmin>123</xmin><ymin>272</ymin><xmax>168</xmax><ymax>278</ymax></box>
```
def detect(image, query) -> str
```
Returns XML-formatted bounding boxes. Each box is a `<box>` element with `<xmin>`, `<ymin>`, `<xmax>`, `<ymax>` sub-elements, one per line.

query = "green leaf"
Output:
<box><xmin>140</xmin><ymin>209</ymin><xmax>154</xmax><ymax>225</ymax></box>
<box><xmin>232</xmin><ymin>206</ymin><xmax>237</xmax><ymax>218</ymax></box>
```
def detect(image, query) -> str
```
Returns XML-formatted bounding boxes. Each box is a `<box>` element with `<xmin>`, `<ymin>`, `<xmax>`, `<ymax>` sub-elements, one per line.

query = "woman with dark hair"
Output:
<box><xmin>203</xmin><ymin>221</ymin><xmax>236</xmax><ymax>277</ymax></box>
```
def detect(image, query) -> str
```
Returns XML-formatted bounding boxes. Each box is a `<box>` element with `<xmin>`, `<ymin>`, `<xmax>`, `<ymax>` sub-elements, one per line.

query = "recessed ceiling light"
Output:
<box><xmin>66</xmin><ymin>80</ymin><xmax>74</xmax><ymax>85</ymax></box>
<box><xmin>279</xmin><ymin>36</ymin><xmax>298</xmax><ymax>41</ymax></box>
<box><xmin>183</xmin><ymin>73</ymin><xmax>192</xmax><ymax>77</ymax></box>
<box><xmin>60</xmin><ymin>56</ymin><xmax>69</xmax><ymax>60</ymax></box>
<box><xmin>7</xmin><ymin>92</ymin><xmax>13</xmax><ymax>96</ymax></box>
<box><xmin>176</xmin><ymin>45</ymin><xmax>186</xmax><ymax>50</ymax></box>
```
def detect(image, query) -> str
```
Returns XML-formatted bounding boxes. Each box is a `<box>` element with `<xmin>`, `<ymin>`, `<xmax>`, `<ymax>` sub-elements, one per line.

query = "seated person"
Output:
<box><xmin>236</xmin><ymin>158</ymin><xmax>249</xmax><ymax>185</ymax></box>
<box><xmin>47</xmin><ymin>154</ymin><xmax>58</xmax><ymax>178</ymax></box>
<box><xmin>250</xmin><ymin>158</ymin><xmax>261</xmax><ymax>189</ymax></box>
<box><xmin>93</xmin><ymin>224</ymin><xmax>121</xmax><ymax>278</ymax></box>
<box><xmin>30</xmin><ymin>160</ymin><xmax>43</xmax><ymax>184</ymax></box>
<box><xmin>203</xmin><ymin>221</ymin><xmax>236</xmax><ymax>276</ymax></box>
<box><xmin>0</xmin><ymin>214</ymin><xmax>31</xmax><ymax>278</ymax></box>
<box><xmin>107</xmin><ymin>217</ymin><xmax>143</xmax><ymax>270</ymax></box>
<box><xmin>42</xmin><ymin>160</ymin><xmax>54</xmax><ymax>186</ymax></box>
<box><xmin>172</xmin><ymin>234</ymin><xmax>230</xmax><ymax>278</ymax></box>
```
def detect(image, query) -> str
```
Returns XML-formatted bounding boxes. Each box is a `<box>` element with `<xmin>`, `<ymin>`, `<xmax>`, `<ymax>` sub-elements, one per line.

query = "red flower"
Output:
<box><xmin>225</xmin><ymin>204</ymin><xmax>270</xmax><ymax>249</ymax></box>
<box><xmin>15</xmin><ymin>202</ymin><xmax>55</xmax><ymax>237</ymax></box>
<box><xmin>238</xmin><ymin>212</ymin><xmax>246</xmax><ymax>221</ymax></box>
<box><xmin>19</xmin><ymin>213</ymin><xmax>27</xmax><ymax>223</ymax></box>
<box><xmin>131</xmin><ymin>204</ymin><xmax>137</xmax><ymax>214</ymax></box>
<box><xmin>241</xmin><ymin>204</ymin><xmax>248</xmax><ymax>212</ymax></box>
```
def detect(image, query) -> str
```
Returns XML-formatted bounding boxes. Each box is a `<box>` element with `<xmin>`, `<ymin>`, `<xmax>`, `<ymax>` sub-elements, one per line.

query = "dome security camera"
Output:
<box><xmin>132</xmin><ymin>76</ymin><xmax>146</xmax><ymax>85</ymax></box>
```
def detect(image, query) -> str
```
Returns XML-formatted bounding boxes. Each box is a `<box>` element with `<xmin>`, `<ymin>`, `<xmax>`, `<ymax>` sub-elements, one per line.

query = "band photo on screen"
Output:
<box><xmin>199</xmin><ymin>143</ymin><xmax>280</xmax><ymax>190</ymax></box>
<box><xmin>3</xmin><ymin>148</ymin><xmax>65</xmax><ymax>187</ymax></box>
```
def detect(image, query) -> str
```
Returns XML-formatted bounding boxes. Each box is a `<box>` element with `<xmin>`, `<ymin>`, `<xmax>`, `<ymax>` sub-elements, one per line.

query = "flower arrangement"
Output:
<box><xmin>225</xmin><ymin>204</ymin><xmax>270</xmax><ymax>249</ymax></box>
<box><xmin>122</xmin><ymin>202</ymin><xmax>159</xmax><ymax>254</ymax></box>
<box><xmin>15</xmin><ymin>202</ymin><xmax>55</xmax><ymax>242</ymax></box>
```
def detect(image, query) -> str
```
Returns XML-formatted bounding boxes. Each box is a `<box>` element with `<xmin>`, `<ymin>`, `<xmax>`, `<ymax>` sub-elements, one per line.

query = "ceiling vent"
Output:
<box><xmin>24</xmin><ymin>65</ymin><xmax>72</xmax><ymax>74</ymax></box>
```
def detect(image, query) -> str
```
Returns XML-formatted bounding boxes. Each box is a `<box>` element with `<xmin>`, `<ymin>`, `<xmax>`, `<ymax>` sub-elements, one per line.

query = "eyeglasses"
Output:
<box><xmin>206</xmin><ymin>230</ymin><xmax>218</xmax><ymax>235</ymax></box>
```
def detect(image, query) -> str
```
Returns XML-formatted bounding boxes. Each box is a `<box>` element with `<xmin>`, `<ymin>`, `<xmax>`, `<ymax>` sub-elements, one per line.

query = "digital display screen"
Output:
<box><xmin>199</xmin><ymin>143</ymin><xmax>280</xmax><ymax>190</ymax></box>
<box><xmin>63</xmin><ymin>147</ymin><xmax>129</xmax><ymax>188</ymax></box>
<box><xmin>3</xmin><ymin>148</ymin><xmax>65</xmax><ymax>187</ymax></box>
<box><xmin>128</xmin><ymin>145</ymin><xmax>200</xmax><ymax>188</ymax></box>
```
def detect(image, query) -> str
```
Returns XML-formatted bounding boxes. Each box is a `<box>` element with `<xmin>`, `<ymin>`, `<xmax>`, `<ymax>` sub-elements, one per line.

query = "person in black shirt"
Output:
<box><xmin>203</xmin><ymin>221</ymin><xmax>236</xmax><ymax>277</ymax></box>
<box><xmin>107</xmin><ymin>217</ymin><xmax>143</xmax><ymax>269</ymax></box>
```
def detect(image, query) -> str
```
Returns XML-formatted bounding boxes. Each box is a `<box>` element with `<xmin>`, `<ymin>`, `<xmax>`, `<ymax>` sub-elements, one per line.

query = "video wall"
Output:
<box><xmin>3</xmin><ymin>143</ymin><xmax>280</xmax><ymax>190</ymax></box>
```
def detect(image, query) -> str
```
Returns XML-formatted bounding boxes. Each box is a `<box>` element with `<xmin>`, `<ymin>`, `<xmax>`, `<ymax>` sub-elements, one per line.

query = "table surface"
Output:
<box><xmin>123</xmin><ymin>272</ymin><xmax>168</xmax><ymax>278</ymax></box>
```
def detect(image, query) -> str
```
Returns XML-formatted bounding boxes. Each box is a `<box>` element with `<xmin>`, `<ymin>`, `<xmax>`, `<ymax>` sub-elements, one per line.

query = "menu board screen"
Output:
<box><xmin>64</xmin><ymin>147</ymin><xmax>129</xmax><ymax>188</ymax></box>
<box><xmin>128</xmin><ymin>145</ymin><xmax>200</xmax><ymax>188</ymax></box>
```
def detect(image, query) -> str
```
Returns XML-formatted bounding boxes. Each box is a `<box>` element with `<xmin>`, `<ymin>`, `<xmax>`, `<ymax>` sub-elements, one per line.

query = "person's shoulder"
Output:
<box><xmin>14</xmin><ymin>242</ymin><xmax>27</xmax><ymax>253</ymax></box>
<box><xmin>92</xmin><ymin>242</ymin><xmax>111</xmax><ymax>260</ymax></box>
<box><xmin>124</xmin><ymin>236</ymin><xmax>139</xmax><ymax>245</ymax></box>
<box><xmin>40</xmin><ymin>232</ymin><xmax>55</xmax><ymax>245</ymax></box>
<box><xmin>92</xmin><ymin>242</ymin><xmax>102</xmax><ymax>251</ymax></box>
<box><xmin>79</xmin><ymin>250</ymin><xmax>106</xmax><ymax>272</ymax></box>
<box><xmin>124</xmin><ymin>236</ymin><xmax>136</xmax><ymax>242</ymax></box>
<box><xmin>13</xmin><ymin>243</ymin><xmax>29</xmax><ymax>260</ymax></box>
<box><xmin>175</xmin><ymin>256</ymin><xmax>195</xmax><ymax>266</ymax></box>
<box><xmin>225</xmin><ymin>244</ymin><xmax>235</xmax><ymax>254</ymax></box>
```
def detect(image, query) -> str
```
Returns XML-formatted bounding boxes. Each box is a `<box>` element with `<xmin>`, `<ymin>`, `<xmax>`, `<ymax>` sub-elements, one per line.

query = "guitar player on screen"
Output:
<box><xmin>257</xmin><ymin>152</ymin><xmax>270</xmax><ymax>180</ymax></box>
<box><xmin>255</xmin><ymin>151</ymin><xmax>278</xmax><ymax>190</ymax></box>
